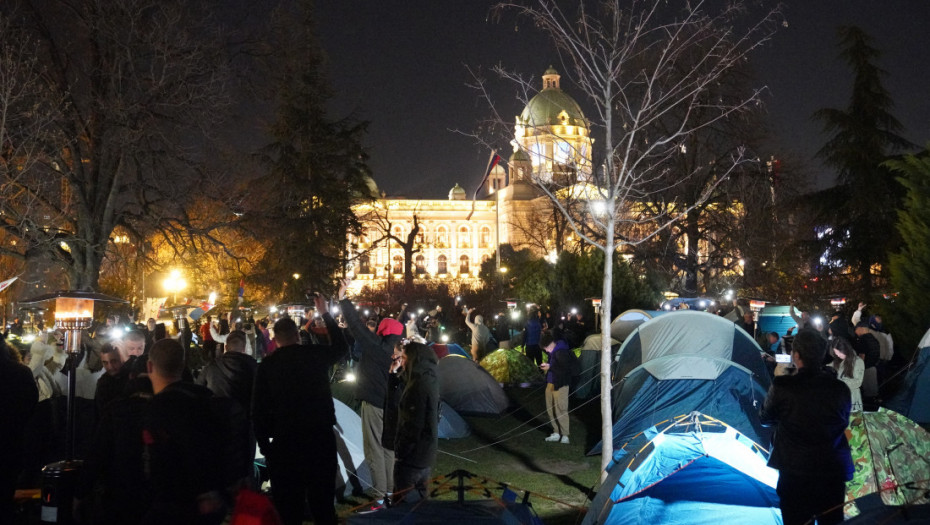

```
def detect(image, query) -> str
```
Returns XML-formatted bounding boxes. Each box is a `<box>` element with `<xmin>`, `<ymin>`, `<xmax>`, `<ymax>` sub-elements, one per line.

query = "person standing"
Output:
<box><xmin>94</xmin><ymin>343</ymin><xmax>126</xmax><ymax>417</ymax></box>
<box><xmin>391</xmin><ymin>341</ymin><xmax>439</xmax><ymax>505</ymax></box>
<box><xmin>524</xmin><ymin>308</ymin><xmax>543</xmax><ymax>366</ymax></box>
<box><xmin>539</xmin><ymin>330</ymin><xmax>572</xmax><ymax>444</ymax></box>
<box><xmin>829</xmin><ymin>337</ymin><xmax>864</xmax><ymax>413</ymax></box>
<box><xmin>252</xmin><ymin>293</ymin><xmax>347</xmax><ymax>525</ymax></box>
<box><xmin>338</xmin><ymin>279</ymin><xmax>403</xmax><ymax>506</ymax></box>
<box><xmin>464</xmin><ymin>308</ymin><xmax>491</xmax><ymax>362</ymax></box>
<box><xmin>760</xmin><ymin>329</ymin><xmax>853</xmax><ymax>525</ymax></box>
<box><xmin>0</xmin><ymin>336</ymin><xmax>38</xmax><ymax>523</ymax></box>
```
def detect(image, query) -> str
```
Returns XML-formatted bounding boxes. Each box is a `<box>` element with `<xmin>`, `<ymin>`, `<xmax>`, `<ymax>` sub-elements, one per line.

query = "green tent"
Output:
<box><xmin>844</xmin><ymin>408</ymin><xmax>930</xmax><ymax>518</ymax></box>
<box><xmin>479</xmin><ymin>348</ymin><xmax>543</xmax><ymax>385</ymax></box>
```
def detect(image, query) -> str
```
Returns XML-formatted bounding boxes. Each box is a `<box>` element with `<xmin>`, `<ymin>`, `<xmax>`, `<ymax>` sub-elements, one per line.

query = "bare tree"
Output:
<box><xmin>482</xmin><ymin>0</ymin><xmax>782</xmax><ymax>476</ymax></box>
<box><xmin>362</xmin><ymin>202</ymin><xmax>424</xmax><ymax>294</ymax></box>
<box><xmin>0</xmin><ymin>0</ymin><xmax>237</xmax><ymax>292</ymax></box>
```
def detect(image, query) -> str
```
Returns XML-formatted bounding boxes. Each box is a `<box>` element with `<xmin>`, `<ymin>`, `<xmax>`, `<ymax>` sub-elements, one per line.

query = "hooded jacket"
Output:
<box><xmin>340</xmin><ymin>299</ymin><xmax>403</xmax><ymax>407</ymax></box>
<box><xmin>394</xmin><ymin>348</ymin><xmax>439</xmax><ymax>469</ymax></box>
<box><xmin>546</xmin><ymin>340</ymin><xmax>574</xmax><ymax>389</ymax></box>
<box><xmin>195</xmin><ymin>350</ymin><xmax>258</xmax><ymax>411</ymax></box>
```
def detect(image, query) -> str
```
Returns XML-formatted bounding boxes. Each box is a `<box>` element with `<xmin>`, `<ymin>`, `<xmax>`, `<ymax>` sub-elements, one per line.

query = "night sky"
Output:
<box><xmin>316</xmin><ymin>1</ymin><xmax>930</xmax><ymax>198</ymax></box>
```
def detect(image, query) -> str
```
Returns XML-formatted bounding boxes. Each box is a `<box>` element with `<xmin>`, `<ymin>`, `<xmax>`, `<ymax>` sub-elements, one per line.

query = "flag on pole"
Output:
<box><xmin>466</xmin><ymin>150</ymin><xmax>502</xmax><ymax>221</ymax></box>
<box><xmin>237</xmin><ymin>279</ymin><xmax>245</xmax><ymax>305</ymax></box>
<box><xmin>0</xmin><ymin>276</ymin><xmax>17</xmax><ymax>294</ymax></box>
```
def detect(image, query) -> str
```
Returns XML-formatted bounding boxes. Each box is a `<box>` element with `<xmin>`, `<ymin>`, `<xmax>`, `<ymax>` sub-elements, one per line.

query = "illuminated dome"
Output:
<box><xmin>509</xmin><ymin>148</ymin><xmax>531</xmax><ymax>163</ymax></box>
<box><xmin>518</xmin><ymin>67</ymin><xmax>587</xmax><ymax>128</ymax></box>
<box><xmin>448</xmin><ymin>183</ymin><xmax>466</xmax><ymax>200</ymax></box>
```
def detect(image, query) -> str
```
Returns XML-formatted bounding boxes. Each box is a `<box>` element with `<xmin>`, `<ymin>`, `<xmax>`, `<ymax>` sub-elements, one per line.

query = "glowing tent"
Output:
<box><xmin>583</xmin><ymin>414</ymin><xmax>780</xmax><ymax>525</ymax></box>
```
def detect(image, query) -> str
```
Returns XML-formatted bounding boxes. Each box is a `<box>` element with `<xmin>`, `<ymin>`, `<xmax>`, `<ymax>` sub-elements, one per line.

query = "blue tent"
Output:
<box><xmin>608</xmin><ymin>309</ymin><xmax>666</xmax><ymax>342</ymax></box>
<box><xmin>438</xmin><ymin>401</ymin><xmax>470</xmax><ymax>439</ymax></box>
<box><xmin>885</xmin><ymin>329</ymin><xmax>930</xmax><ymax>424</ymax></box>
<box><xmin>584</xmin><ymin>414</ymin><xmax>780</xmax><ymax>525</ymax></box>
<box><xmin>589</xmin><ymin>311</ymin><xmax>771</xmax><ymax>455</ymax></box>
<box><xmin>757</xmin><ymin>305</ymin><xmax>800</xmax><ymax>337</ymax></box>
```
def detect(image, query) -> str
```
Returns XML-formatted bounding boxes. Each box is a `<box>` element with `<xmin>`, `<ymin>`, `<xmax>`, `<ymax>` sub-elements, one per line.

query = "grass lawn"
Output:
<box><xmin>335</xmin><ymin>384</ymin><xmax>605</xmax><ymax>524</ymax></box>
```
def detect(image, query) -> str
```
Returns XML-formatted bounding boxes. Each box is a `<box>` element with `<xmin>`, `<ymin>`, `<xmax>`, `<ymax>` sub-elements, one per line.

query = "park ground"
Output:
<box><xmin>334</xmin><ymin>384</ymin><xmax>604</xmax><ymax>524</ymax></box>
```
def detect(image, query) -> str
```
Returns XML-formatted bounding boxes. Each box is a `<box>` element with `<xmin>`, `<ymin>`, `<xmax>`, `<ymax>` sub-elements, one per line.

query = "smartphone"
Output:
<box><xmin>775</xmin><ymin>354</ymin><xmax>792</xmax><ymax>364</ymax></box>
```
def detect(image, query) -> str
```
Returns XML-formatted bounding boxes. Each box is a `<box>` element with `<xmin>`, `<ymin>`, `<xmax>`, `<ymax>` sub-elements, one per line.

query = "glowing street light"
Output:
<box><xmin>162</xmin><ymin>269</ymin><xmax>187</xmax><ymax>304</ymax></box>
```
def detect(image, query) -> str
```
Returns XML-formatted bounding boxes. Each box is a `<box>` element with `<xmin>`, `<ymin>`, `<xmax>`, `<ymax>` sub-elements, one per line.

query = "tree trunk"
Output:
<box><xmin>600</xmin><ymin>220</ymin><xmax>616</xmax><ymax>479</ymax></box>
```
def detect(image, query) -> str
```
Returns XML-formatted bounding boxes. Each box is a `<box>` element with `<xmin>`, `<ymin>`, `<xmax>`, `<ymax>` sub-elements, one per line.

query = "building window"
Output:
<box><xmin>392</xmin><ymin>255</ymin><xmax>403</xmax><ymax>274</ymax></box>
<box><xmin>415</xmin><ymin>254</ymin><xmax>426</xmax><ymax>274</ymax></box>
<box><xmin>458</xmin><ymin>226</ymin><xmax>471</xmax><ymax>248</ymax></box>
<box><xmin>392</xmin><ymin>225</ymin><xmax>403</xmax><ymax>240</ymax></box>
<box><xmin>359</xmin><ymin>254</ymin><xmax>370</xmax><ymax>274</ymax></box>
<box><xmin>437</xmin><ymin>255</ymin><xmax>448</xmax><ymax>274</ymax></box>
<box><xmin>459</xmin><ymin>255</ymin><xmax>470</xmax><ymax>275</ymax></box>
<box><xmin>416</xmin><ymin>230</ymin><xmax>424</xmax><ymax>244</ymax></box>
<box><xmin>437</xmin><ymin>226</ymin><xmax>448</xmax><ymax>247</ymax></box>
<box><xmin>479</xmin><ymin>226</ymin><xmax>491</xmax><ymax>248</ymax></box>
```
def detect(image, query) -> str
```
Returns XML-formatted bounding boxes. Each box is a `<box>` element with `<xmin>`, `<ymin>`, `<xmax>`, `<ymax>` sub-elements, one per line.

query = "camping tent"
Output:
<box><xmin>479</xmin><ymin>348</ymin><xmax>543</xmax><ymax>385</ymax></box>
<box><xmin>589</xmin><ymin>310</ymin><xmax>772</xmax><ymax>454</ymax></box>
<box><xmin>438</xmin><ymin>401</ymin><xmax>471</xmax><ymax>439</ymax></box>
<box><xmin>757</xmin><ymin>305</ymin><xmax>800</xmax><ymax>337</ymax></box>
<box><xmin>254</xmin><ymin>398</ymin><xmax>372</xmax><ymax>498</ymax></box>
<box><xmin>612</xmin><ymin>310</ymin><xmax>771</xmax><ymax>390</ymax></box>
<box><xmin>608</xmin><ymin>309</ymin><xmax>664</xmax><ymax>342</ymax></box>
<box><xmin>885</xmin><ymin>330</ymin><xmax>930</xmax><ymax>424</ymax></box>
<box><xmin>583</xmin><ymin>414</ymin><xmax>780</xmax><ymax>525</ymax></box>
<box><xmin>430</xmin><ymin>343</ymin><xmax>469</xmax><ymax>359</ymax></box>
<box><xmin>844</xmin><ymin>408</ymin><xmax>930</xmax><ymax>519</ymax></box>
<box><xmin>438</xmin><ymin>355</ymin><xmax>509</xmax><ymax>415</ymax></box>
<box><xmin>573</xmin><ymin>334</ymin><xmax>621</xmax><ymax>399</ymax></box>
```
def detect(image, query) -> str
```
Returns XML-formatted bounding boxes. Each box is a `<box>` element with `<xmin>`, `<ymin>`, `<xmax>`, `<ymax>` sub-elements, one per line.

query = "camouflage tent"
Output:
<box><xmin>479</xmin><ymin>348</ymin><xmax>543</xmax><ymax>385</ymax></box>
<box><xmin>844</xmin><ymin>409</ymin><xmax>930</xmax><ymax>519</ymax></box>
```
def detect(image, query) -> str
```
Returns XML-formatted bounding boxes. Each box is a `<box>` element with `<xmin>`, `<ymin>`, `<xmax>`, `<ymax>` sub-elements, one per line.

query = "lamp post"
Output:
<box><xmin>21</xmin><ymin>290</ymin><xmax>126</xmax><ymax>525</ymax></box>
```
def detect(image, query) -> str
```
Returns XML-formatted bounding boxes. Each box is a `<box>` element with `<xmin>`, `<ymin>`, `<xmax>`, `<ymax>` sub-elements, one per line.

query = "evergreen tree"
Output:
<box><xmin>813</xmin><ymin>26</ymin><xmax>911</xmax><ymax>297</ymax></box>
<box><xmin>885</xmin><ymin>147</ymin><xmax>930</xmax><ymax>356</ymax></box>
<box><xmin>250</xmin><ymin>0</ymin><xmax>373</xmax><ymax>300</ymax></box>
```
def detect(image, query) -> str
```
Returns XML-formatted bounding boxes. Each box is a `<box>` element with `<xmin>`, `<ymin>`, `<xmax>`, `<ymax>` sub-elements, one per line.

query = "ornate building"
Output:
<box><xmin>347</xmin><ymin>67</ymin><xmax>592</xmax><ymax>293</ymax></box>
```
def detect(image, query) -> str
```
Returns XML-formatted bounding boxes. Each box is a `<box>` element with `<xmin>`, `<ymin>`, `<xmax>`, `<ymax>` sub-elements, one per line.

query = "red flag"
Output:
<box><xmin>466</xmin><ymin>150</ymin><xmax>502</xmax><ymax>220</ymax></box>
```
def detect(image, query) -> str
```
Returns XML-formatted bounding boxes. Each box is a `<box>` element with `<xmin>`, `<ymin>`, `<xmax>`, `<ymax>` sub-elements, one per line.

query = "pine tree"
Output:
<box><xmin>813</xmin><ymin>26</ymin><xmax>911</xmax><ymax>297</ymax></box>
<box><xmin>885</xmin><ymin>148</ymin><xmax>930</xmax><ymax>355</ymax></box>
<box><xmin>250</xmin><ymin>0</ymin><xmax>373</xmax><ymax>300</ymax></box>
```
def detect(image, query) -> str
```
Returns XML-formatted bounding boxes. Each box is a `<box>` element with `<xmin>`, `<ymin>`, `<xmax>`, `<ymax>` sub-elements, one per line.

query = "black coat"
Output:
<box><xmin>195</xmin><ymin>351</ymin><xmax>258</xmax><ymax>411</ymax></box>
<box><xmin>252</xmin><ymin>313</ymin><xmax>347</xmax><ymax>456</ymax></box>
<box><xmin>340</xmin><ymin>298</ymin><xmax>399</xmax><ymax>407</ymax></box>
<box><xmin>0</xmin><ymin>355</ymin><xmax>38</xmax><ymax>468</ymax></box>
<box><xmin>394</xmin><ymin>357</ymin><xmax>439</xmax><ymax>469</ymax></box>
<box><xmin>853</xmin><ymin>332</ymin><xmax>881</xmax><ymax>368</ymax></box>
<box><xmin>760</xmin><ymin>367</ymin><xmax>853</xmax><ymax>481</ymax></box>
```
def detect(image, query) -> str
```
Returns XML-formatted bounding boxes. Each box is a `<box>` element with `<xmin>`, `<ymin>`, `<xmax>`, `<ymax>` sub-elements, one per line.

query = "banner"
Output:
<box><xmin>141</xmin><ymin>297</ymin><xmax>167</xmax><ymax>321</ymax></box>
<box><xmin>0</xmin><ymin>276</ymin><xmax>18</xmax><ymax>294</ymax></box>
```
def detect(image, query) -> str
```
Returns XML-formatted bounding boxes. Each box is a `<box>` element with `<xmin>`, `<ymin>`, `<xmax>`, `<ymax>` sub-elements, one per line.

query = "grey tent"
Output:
<box><xmin>608</xmin><ymin>309</ymin><xmax>664</xmax><ymax>342</ymax></box>
<box><xmin>886</xmin><ymin>327</ymin><xmax>930</xmax><ymax>424</ymax></box>
<box><xmin>573</xmin><ymin>333</ymin><xmax>621</xmax><ymax>399</ymax></box>
<box><xmin>438</xmin><ymin>355</ymin><xmax>509</xmax><ymax>415</ymax></box>
<box><xmin>438</xmin><ymin>401</ymin><xmax>471</xmax><ymax>439</ymax></box>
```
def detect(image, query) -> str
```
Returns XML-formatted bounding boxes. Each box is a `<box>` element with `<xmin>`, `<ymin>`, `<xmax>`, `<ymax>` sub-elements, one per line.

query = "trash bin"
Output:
<box><xmin>40</xmin><ymin>460</ymin><xmax>83</xmax><ymax>525</ymax></box>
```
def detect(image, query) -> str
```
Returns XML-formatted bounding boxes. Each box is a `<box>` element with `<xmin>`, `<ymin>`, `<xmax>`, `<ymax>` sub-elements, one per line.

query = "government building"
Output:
<box><xmin>346</xmin><ymin>67</ymin><xmax>593</xmax><ymax>293</ymax></box>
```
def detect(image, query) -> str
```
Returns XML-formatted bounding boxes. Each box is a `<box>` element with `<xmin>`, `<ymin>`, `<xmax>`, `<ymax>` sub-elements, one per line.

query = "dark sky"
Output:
<box><xmin>316</xmin><ymin>1</ymin><xmax>930</xmax><ymax>198</ymax></box>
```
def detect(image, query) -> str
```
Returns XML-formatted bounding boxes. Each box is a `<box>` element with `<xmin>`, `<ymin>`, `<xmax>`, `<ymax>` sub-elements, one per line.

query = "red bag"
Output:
<box><xmin>230</xmin><ymin>488</ymin><xmax>282</xmax><ymax>525</ymax></box>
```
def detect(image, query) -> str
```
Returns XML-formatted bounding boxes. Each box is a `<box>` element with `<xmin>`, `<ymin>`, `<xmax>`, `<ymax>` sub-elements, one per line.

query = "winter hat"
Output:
<box><xmin>376</xmin><ymin>318</ymin><xmax>404</xmax><ymax>337</ymax></box>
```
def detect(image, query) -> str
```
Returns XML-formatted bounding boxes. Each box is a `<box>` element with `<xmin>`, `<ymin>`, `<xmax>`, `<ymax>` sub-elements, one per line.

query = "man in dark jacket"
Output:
<box><xmin>252</xmin><ymin>293</ymin><xmax>347</xmax><ymax>525</ymax></box>
<box><xmin>196</xmin><ymin>330</ymin><xmax>257</xmax><ymax>412</ymax></box>
<box><xmin>853</xmin><ymin>321</ymin><xmax>881</xmax><ymax>402</ymax></box>
<box><xmin>391</xmin><ymin>342</ymin><xmax>439</xmax><ymax>505</ymax></box>
<box><xmin>338</xmin><ymin>278</ymin><xmax>403</xmax><ymax>504</ymax></box>
<box><xmin>760</xmin><ymin>329</ymin><xmax>853</xmax><ymax>525</ymax></box>
<box><xmin>539</xmin><ymin>330</ymin><xmax>573</xmax><ymax>444</ymax></box>
<box><xmin>0</xmin><ymin>336</ymin><xmax>38</xmax><ymax>524</ymax></box>
<box><xmin>142</xmin><ymin>339</ymin><xmax>233</xmax><ymax>525</ymax></box>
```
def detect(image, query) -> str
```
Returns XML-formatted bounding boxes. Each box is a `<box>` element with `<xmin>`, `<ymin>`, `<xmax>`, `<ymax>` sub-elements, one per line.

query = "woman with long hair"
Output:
<box><xmin>391</xmin><ymin>341</ymin><xmax>439</xmax><ymax>505</ymax></box>
<box><xmin>829</xmin><ymin>337</ymin><xmax>864</xmax><ymax>412</ymax></box>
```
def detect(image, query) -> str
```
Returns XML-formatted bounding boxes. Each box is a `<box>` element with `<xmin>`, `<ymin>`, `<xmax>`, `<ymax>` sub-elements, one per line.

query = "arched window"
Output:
<box><xmin>436</xmin><ymin>226</ymin><xmax>448</xmax><ymax>247</ymax></box>
<box><xmin>416</xmin><ymin>230</ymin><xmax>425</xmax><ymax>245</ymax></box>
<box><xmin>437</xmin><ymin>255</ymin><xmax>448</xmax><ymax>274</ymax></box>
<box><xmin>359</xmin><ymin>254</ymin><xmax>370</xmax><ymax>274</ymax></box>
<box><xmin>415</xmin><ymin>254</ymin><xmax>426</xmax><ymax>274</ymax></box>
<box><xmin>392</xmin><ymin>255</ymin><xmax>403</xmax><ymax>274</ymax></box>
<box><xmin>458</xmin><ymin>226</ymin><xmax>471</xmax><ymax>248</ymax></box>
<box><xmin>479</xmin><ymin>226</ymin><xmax>491</xmax><ymax>248</ymax></box>
<box><xmin>391</xmin><ymin>225</ymin><xmax>403</xmax><ymax>240</ymax></box>
<box><xmin>459</xmin><ymin>255</ymin><xmax>470</xmax><ymax>275</ymax></box>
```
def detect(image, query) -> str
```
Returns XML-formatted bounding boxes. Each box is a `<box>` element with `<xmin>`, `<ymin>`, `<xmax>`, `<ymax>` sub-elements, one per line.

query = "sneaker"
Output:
<box><xmin>560</xmin><ymin>435</ymin><xmax>570</xmax><ymax>444</ymax></box>
<box><xmin>544</xmin><ymin>433</ymin><xmax>561</xmax><ymax>442</ymax></box>
<box><xmin>358</xmin><ymin>500</ymin><xmax>386</xmax><ymax>514</ymax></box>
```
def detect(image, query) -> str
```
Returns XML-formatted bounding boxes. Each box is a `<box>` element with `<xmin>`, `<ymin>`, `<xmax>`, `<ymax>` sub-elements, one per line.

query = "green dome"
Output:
<box><xmin>520</xmin><ymin>87</ymin><xmax>586</xmax><ymax>128</ymax></box>
<box><xmin>448</xmin><ymin>183</ymin><xmax>466</xmax><ymax>200</ymax></box>
<box><xmin>509</xmin><ymin>148</ymin><xmax>531</xmax><ymax>163</ymax></box>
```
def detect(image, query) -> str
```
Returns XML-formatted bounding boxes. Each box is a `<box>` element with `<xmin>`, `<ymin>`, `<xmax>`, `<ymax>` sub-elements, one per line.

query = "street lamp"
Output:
<box><xmin>162</xmin><ymin>269</ymin><xmax>187</xmax><ymax>304</ymax></box>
